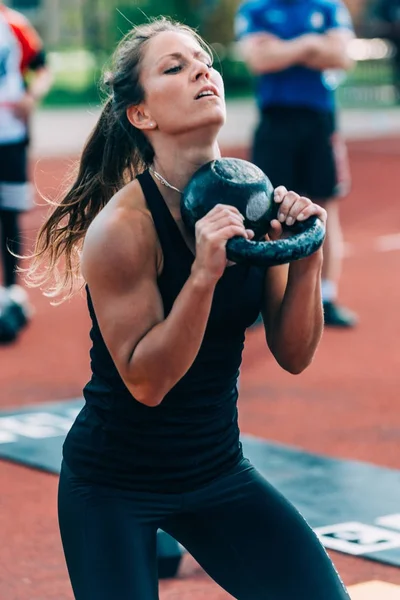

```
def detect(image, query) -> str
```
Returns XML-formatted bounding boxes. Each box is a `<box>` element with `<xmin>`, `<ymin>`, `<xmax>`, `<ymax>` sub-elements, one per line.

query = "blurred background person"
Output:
<box><xmin>235</xmin><ymin>0</ymin><xmax>357</xmax><ymax>328</ymax></box>
<box><xmin>0</xmin><ymin>0</ymin><xmax>52</xmax><ymax>343</ymax></box>
<box><xmin>368</xmin><ymin>0</ymin><xmax>400</xmax><ymax>103</ymax></box>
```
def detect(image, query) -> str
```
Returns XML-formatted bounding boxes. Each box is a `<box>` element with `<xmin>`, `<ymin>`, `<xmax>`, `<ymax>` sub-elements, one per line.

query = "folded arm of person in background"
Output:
<box><xmin>236</xmin><ymin>1</ymin><xmax>354</xmax><ymax>75</ymax></box>
<box><xmin>240</xmin><ymin>29</ymin><xmax>353</xmax><ymax>73</ymax></box>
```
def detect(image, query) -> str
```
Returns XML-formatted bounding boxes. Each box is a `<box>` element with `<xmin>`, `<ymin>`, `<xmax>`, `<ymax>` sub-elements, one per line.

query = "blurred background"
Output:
<box><xmin>7</xmin><ymin>0</ymin><xmax>400</xmax><ymax>109</ymax></box>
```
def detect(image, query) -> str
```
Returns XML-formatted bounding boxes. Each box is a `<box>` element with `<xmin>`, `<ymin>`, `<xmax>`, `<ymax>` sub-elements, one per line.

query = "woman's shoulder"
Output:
<box><xmin>81</xmin><ymin>179</ymin><xmax>158</xmax><ymax>281</ymax></box>
<box><xmin>87</xmin><ymin>178</ymin><xmax>153</xmax><ymax>243</ymax></box>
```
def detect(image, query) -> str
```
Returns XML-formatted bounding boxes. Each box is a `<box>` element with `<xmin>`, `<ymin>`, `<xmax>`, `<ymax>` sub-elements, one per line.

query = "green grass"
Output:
<box><xmin>42</xmin><ymin>50</ymin><xmax>103</xmax><ymax>106</ymax></box>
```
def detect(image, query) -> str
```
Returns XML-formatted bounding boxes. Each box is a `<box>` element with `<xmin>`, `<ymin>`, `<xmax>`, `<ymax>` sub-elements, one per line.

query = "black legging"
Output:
<box><xmin>58</xmin><ymin>458</ymin><xmax>350</xmax><ymax>600</ymax></box>
<box><xmin>0</xmin><ymin>209</ymin><xmax>21</xmax><ymax>287</ymax></box>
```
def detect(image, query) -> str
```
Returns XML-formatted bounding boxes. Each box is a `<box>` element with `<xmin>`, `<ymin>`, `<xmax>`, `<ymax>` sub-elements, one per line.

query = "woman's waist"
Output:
<box><xmin>63</xmin><ymin>400</ymin><xmax>242</xmax><ymax>492</ymax></box>
<box><xmin>62</xmin><ymin>438</ymin><xmax>243</xmax><ymax>494</ymax></box>
<box><xmin>83</xmin><ymin>380</ymin><xmax>239</xmax><ymax>425</ymax></box>
<box><xmin>85</xmin><ymin>364</ymin><xmax>240</xmax><ymax>409</ymax></box>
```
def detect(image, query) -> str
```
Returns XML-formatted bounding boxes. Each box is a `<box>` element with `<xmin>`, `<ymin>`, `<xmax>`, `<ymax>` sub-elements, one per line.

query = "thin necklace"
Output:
<box><xmin>149</xmin><ymin>167</ymin><xmax>183</xmax><ymax>194</ymax></box>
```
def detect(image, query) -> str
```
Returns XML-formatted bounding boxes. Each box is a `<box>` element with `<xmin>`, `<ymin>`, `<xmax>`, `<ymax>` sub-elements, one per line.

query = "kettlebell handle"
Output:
<box><xmin>226</xmin><ymin>216</ymin><xmax>326</xmax><ymax>267</ymax></box>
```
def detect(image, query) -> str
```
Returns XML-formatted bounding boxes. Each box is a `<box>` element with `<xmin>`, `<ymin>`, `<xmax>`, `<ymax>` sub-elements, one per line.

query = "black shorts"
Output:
<box><xmin>0</xmin><ymin>141</ymin><xmax>32</xmax><ymax>212</ymax></box>
<box><xmin>252</xmin><ymin>106</ymin><xmax>350</xmax><ymax>201</ymax></box>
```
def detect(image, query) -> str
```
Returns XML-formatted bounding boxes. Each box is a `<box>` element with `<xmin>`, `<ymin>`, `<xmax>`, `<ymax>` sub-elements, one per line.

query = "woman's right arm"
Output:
<box><xmin>82</xmin><ymin>194</ymin><xmax>250</xmax><ymax>407</ymax></box>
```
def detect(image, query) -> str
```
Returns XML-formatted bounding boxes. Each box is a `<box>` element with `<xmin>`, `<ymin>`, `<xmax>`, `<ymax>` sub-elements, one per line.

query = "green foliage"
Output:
<box><xmin>113</xmin><ymin>1</ymin><xmax>201</xmax><ymax>44</ymax></box>
<box><xmin>215</xmin><ymin>55</ymin><xmax>254</xmax><ymax>96</ymax></box>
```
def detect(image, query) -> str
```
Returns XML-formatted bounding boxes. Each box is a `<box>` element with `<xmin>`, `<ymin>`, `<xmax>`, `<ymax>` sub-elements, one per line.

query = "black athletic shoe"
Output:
<box><xmin>323</xmin><ymin>301</ymin><xmax>358</xmax><ymax>328</ymax></box>
<box><xmin>0</xmin><ymin>286</ymin><xmax>32</xmax><ymax>344</ymax></box>
<box><xmin>0</xmin><ymin>301</ymin><xmax>24</xmax><ymax>343</ymax></box>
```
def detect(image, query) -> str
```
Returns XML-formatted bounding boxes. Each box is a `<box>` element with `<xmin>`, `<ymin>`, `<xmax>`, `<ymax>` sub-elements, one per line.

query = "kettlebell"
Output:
<box><xmin>181</xmin><ymin>157</ymin><xmax>325</xmax><ymax>267</ymax></box>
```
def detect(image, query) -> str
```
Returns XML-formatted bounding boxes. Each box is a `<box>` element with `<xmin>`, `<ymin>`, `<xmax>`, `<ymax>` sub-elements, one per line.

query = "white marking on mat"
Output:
<box><xmin>0</xmin><ymin>430</ymin><xmax>17</xmax><ymax>443</ymax></box>
<box><xmin>315</xmin><ymin>522</ymin><xmax>400</xmax><ymax>555</ymax></box>
<box><xmin>376</xmin><ymin>514</ymin><xmax>400</xmax><ymax>531</ymax></box>
<box><xmin>0</xmin><ymin>412</ymin><xmax>75</xmax><ymax>443</ymax></box>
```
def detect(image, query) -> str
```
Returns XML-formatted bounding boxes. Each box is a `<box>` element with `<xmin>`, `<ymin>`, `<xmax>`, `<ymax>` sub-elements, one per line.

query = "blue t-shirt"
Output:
<box><xmin>235</xmin><ymin>0</ymin><xmax>353</xmax><ymax>112</ymax></box>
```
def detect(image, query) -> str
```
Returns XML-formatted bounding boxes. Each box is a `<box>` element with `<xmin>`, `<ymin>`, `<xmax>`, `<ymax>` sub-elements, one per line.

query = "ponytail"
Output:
<box><xmin>23</xmin><ymin>96</ymin><xmax>153</xmax><ymax>302</ymax></box>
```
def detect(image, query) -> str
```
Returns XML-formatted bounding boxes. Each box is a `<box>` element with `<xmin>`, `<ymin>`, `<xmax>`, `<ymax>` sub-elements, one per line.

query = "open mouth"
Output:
<box><xmin>195</xmin><ymin>88</ymin><xmax>218</xmax><ymax>100</ymax></box>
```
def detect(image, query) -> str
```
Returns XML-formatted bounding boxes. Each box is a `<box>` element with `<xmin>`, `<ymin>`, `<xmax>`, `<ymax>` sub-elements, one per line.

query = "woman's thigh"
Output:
<box><xmin>58</xmin><ymin>462</ymin><xmax>161</xmax><ymax>600</ymax></box>
<box><xmin>163</xmin><ymin>461</ymin><xmax>350</xmax><ymax>600</ymax></box>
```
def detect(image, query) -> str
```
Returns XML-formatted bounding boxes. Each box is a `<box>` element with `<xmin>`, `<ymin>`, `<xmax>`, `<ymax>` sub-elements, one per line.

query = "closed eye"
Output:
<box><xmin>164</xmin><ymin>60</ymin><xmax>213</xmax><ymax>75</ymax></box>
<box><xmin>164</xmin><ymin>65</ymin><xmax>183</xmax><ymax>74</ymax></box>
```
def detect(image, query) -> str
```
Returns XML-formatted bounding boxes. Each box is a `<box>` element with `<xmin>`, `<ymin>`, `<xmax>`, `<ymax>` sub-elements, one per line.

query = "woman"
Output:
<box><xmin>26</xmin><ymin>17</ymin><xmax>349</xmax><ymax>600</ymax></box>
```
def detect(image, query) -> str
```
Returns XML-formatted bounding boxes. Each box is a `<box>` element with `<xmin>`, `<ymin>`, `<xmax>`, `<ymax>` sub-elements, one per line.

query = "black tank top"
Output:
<box><xmin>63</xmin><ymin>170</ymin><xmax>266</xmax><ymax>492</ymax></box>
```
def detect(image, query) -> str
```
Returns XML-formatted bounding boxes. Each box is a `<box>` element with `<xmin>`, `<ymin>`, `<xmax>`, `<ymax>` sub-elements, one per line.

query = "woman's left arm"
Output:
<box><xmin>261</xmin><ymin>187</ymin><xmax>327</xmax><ymax>374</ymax></box>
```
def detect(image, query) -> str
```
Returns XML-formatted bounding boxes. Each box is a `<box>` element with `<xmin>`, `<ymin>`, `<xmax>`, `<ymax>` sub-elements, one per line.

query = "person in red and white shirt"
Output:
<box><xmin>0</xmin><ymin>1</ymin><xmax>52</xmax><ymax>342</ymax></box>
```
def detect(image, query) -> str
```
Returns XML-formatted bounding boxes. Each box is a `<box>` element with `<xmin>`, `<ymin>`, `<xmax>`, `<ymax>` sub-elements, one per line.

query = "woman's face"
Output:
<box><xmin>137</xmin><ymin>30</ymin><xmax>226</xmax><ymax>136</ymax></box>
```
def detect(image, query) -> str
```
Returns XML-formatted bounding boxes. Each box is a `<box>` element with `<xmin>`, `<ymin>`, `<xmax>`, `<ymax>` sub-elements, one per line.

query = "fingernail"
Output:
<box><xmin>286</xmin><ymin>217</ymin><xmax>294</xmax><ymax>226</ymax></box>
<box><xmin>297</xmin><ymin>213</ymin><xmax>305</xmax><ymax>220</ymax></box>
<box><xmin>278</xmin><ymin>213</ymin><xmax>285</xmax><ymax>222</ymax></box>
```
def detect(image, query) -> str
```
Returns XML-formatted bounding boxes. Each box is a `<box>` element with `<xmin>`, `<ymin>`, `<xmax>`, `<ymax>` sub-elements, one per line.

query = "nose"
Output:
<box><xmin>192</xmin><ymin>60</ymin><xmax>210</xmax><ymax>81</ymax></box>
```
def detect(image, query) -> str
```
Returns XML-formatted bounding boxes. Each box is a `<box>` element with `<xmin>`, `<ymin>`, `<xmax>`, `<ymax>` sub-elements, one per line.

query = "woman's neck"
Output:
<box><xmin>150</xmin><ymin>134</ymin><xmax>221</xmax><ymax>212</ymax></box>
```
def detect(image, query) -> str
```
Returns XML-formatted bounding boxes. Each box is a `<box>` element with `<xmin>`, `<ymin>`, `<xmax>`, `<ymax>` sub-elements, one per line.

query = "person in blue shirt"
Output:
<box><xmin>236</xmin><ymin>0</ymin><xmax>357</xmax><ymax>327</ymax></box>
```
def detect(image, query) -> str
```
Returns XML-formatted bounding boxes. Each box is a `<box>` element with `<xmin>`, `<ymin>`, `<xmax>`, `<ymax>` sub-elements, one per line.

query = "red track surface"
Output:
<box><xmin>1</xmin><ymin>137</ymin><xmax>400</xmax><ymax>599</ymax></box>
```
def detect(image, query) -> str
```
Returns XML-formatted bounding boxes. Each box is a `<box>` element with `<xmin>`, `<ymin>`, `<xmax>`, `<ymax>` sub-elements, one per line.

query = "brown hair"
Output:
<box><xmin>24</xmin><ymin>17</ymin><xmax>211</xmax><ymax>302</ymax></box>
